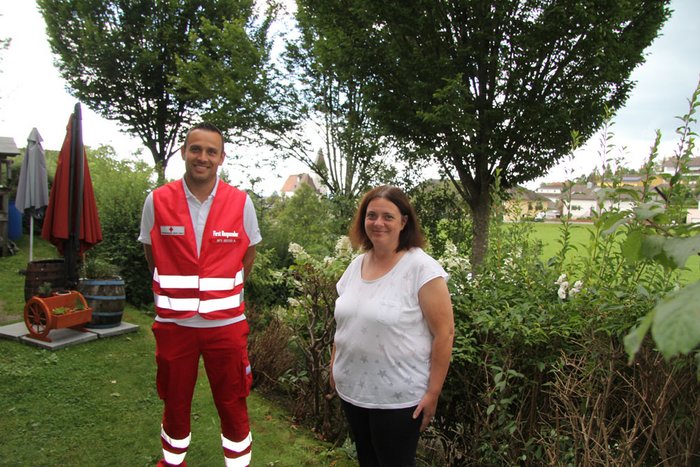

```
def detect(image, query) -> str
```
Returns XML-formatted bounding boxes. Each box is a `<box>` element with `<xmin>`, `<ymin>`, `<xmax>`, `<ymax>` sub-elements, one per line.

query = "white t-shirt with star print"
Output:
<box><xmin>333</xmin><ymin>247</ymin><xmax>448</xmax><ymax>409</ymax></box>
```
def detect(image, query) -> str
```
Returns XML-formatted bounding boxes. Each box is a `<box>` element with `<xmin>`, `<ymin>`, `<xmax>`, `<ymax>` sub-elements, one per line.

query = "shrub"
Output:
<box><xmin>87</xmin><ymin>146</ymin><xmax>155</xmax><ymax>306</ymax></box>
<box><xmin>421</xmin><ymin>91</ymin><xmax>700</xmax><ymax>465</ymax></box>
<box><xmin>281</xmin><ymin>238</ymin><xmax>355</xmax><ymax>441</ymax></box>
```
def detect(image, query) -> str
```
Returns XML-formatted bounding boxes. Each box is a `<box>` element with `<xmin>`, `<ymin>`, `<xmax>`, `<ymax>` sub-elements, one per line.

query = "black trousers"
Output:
<box><xmin>341</xmin><ymin>399</ymin><xmax>423</xmax><ymax>467</ymax></box>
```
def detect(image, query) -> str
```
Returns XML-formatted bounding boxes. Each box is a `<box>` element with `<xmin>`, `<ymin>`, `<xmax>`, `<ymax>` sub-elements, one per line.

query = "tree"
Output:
<box><xmin>189</xmin><ymin>3</ymin><xmax>399</xmax><ymax>217</ymax></box>
<box><xmin>280</xmin><ymin>9</ymin><xmax>398</xmax><ymax>208</ymax></box>
<box><xmin>38</xmin><ymin>0</ymin><xmax>274</xmax><ymax>182</ymax></box>
<box><xmin>265</xmin><ymin>183</ymin><xmax>340</xmax><ymax>259</ymax></box>
<box><xmin>297</xmin><ymin>0</ymin><xmax>671</xmax><ymax>268</ymax></box>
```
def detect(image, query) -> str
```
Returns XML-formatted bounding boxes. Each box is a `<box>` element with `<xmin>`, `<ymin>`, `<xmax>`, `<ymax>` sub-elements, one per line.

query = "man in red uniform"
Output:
<box><xmin>139</xmin><ymin>122</ymin><xmax>261</xmax><ymax>467</ymax></box>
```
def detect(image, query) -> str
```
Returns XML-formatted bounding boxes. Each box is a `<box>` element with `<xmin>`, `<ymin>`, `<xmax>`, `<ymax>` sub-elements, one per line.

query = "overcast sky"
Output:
<box><xmin>0</xmin><ymin>0</ymin><xmax>698</xmax><ymax>193</ymax></box>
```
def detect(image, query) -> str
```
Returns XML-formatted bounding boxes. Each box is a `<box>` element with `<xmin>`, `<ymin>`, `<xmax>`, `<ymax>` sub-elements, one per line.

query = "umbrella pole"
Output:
<box><xmin>29</xmin><ymin>216</ymin><xmax>34</xmax><ymax>262</ymax></box>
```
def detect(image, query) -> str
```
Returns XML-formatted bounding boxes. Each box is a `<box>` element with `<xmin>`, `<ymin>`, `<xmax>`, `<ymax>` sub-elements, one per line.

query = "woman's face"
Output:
<box><xmin>364</xmin><ymin>197</ymin><xmax>406</xmax><ymax>250</ymax></box>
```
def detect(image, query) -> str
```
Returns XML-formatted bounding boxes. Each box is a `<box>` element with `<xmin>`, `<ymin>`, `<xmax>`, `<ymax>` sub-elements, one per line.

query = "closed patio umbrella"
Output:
<box><xmin>41</xmin><ymin>103</ymin><xmax>102</xmax><ymax>289</ymax></box>
<box><xmin>15</xmin><ymin>128</ymin><xmax>49</xmax><ymax>261</ymax></box>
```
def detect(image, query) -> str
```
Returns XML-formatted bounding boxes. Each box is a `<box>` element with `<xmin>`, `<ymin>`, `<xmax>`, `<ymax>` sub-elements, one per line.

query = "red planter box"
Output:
<box><xmin>24</xmin><ymin>291</ymin><xmax>93</xmax><ymax>342</ymax></box>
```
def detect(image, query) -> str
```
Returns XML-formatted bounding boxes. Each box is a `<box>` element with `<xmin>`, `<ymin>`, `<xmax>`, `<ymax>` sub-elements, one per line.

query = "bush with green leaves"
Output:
<box><xmin>422</xmin><ymin>85</ymin><xmax>700</xmax><ymax>465</ymax></box>
<box><xmin>621</xmin><ymin>80</ymin><xmax>700</xmax><ymax>366</ymax></box>
<box><xmin>243</xmin><ymin>83</ymin><xmax>700</xmax><ymax>464</ymax></box>
<box><xmin>261</xmin><ymin>184</ymin><xmax>344</xmax><ymax>262</ymax></box>
<box><xmin>87</xmin><ymin>145</ymin><xmax>155</xmax><ymax>306</ymax></box>
<box><xmin>280</xmin><ymin>237</ymin><xmax>355</xmax><ymax>441</ymax></box>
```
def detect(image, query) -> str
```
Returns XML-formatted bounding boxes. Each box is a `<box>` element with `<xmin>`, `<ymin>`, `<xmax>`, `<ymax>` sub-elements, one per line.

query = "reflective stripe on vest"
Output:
<box><xmin>154</xmin><ymin>292</ymin><xmax>243</xmax><ymax>314</ymax></box>
<box><xmin>154</xmin><ymin>268</ymin><xmax>244</xmax><ymax>291</ymax></box>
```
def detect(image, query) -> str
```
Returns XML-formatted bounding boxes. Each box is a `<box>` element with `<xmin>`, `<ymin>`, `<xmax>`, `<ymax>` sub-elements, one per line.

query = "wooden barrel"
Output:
<box><xmin>24</xmin><ymin>259</ymin><xmax>68</xmax><ymax>301</ymax></box>
<box><xmin>77</xmin><ymin>278</ymin><xmax>126</xmax><ymax>328</ymax></box>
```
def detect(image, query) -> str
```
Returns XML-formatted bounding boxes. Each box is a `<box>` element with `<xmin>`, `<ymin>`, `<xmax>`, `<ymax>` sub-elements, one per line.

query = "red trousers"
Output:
<box><xmin>152</xmin><ymin>320</ymin><xmax>253</xmax><ymax>466</ymax></box>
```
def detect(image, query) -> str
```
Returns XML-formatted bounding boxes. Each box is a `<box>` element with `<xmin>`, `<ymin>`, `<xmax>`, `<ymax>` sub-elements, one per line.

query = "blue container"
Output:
<box><xmin>8</xmin><ymin>200</ymin><xmax>22</xmax><ymax>241</ymax></box>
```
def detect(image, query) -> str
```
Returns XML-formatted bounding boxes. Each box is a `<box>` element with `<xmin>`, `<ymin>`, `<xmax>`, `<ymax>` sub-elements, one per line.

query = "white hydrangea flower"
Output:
<box><xmin>288</xmin><ymin>242</ymin><xmax>311</xmax><ymax>261</ymax></box>
<box><xmin>557</xmin><ymin>281</ymin><xmax>569</xmax><ymax>300</ymax></box>
<box><xmin>334</xmin><ymin>236</ymin><xmax>354</xmax><ymax>257</ymax></box>
<box><xmin>570</xmin><ymin>280</ymin><xmax>583</xmax><ymax>296</ymax></box>
<box><xmin>288</xmin><ymin>242</ymin><xmax>305</xmax><ymax>256</ymax></box>
<box><xmin>439</xmin><ymin>241</ymin><xmax>471</xmax><ymax>272</ymax></box>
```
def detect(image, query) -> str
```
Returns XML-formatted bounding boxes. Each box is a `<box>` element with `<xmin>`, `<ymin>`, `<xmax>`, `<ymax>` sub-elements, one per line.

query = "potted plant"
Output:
<box><xmin>78</xmin><ymin>255</ymin><xmax>126</xmax><ymax>329</ymax></box>
<box><xmin>37</xmin><ymin>282</ymin><xmax>53</xmax><ymax>298</ymax></box>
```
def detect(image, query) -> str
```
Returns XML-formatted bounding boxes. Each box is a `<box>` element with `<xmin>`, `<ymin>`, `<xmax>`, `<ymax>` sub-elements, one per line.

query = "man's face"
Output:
<box><xmin>181</xmin><ymin>129</ymin><xmax>225</xmax><ymax>185</ymax></box>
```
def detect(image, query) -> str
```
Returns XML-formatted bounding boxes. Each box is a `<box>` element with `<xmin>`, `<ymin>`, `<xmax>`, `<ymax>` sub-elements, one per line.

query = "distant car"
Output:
<box><xmin>534</xmin><ymin>211</ymin><xmax>546</xmax><ymax>222</ymax></box>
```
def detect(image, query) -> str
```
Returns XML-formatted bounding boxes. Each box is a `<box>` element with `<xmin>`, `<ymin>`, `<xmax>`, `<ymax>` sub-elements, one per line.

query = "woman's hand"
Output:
<box><xmin>413</xmin><ymin>392</ymin><xmax>439</xmax><ymax>432</ymax></box>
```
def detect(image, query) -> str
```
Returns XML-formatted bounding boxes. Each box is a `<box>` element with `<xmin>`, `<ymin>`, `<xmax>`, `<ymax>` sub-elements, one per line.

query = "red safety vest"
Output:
<box><xmin>150</xmin><ymin>180</ymin><xmax>250</xmax><ymax>320</ymax></box>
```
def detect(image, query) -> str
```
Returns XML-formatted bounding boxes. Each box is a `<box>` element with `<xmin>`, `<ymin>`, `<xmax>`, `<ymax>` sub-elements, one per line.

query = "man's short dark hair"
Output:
<box><xmin>183</xmin><ymin>122</ymin><xmax>225</xmax><ymax>151</ymax></box>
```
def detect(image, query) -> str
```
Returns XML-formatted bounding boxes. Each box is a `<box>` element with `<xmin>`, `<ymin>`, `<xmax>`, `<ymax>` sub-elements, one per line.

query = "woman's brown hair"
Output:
<box><xmin>348</xmin><ymin>185</ymin><xmax>425</xmax><ymax>252</ymax></box>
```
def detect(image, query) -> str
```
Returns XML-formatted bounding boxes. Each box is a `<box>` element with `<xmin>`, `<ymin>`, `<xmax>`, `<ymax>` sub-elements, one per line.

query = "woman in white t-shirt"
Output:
<box><xmin>331</xmin><ymin>185</ymin><xmax>454</xmax><ymax>466</ymax></box>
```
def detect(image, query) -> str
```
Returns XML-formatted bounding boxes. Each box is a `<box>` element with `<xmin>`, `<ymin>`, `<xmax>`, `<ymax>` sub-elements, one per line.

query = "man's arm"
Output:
<box><xmin>143</xmin><ymin>244</ymin><xmax>154</xmax><ymax>276</ymax></box>
<box><xmin>242</xmin><ymin>245</ymin><xmax>256</xmax><ymax>282</ymax></box>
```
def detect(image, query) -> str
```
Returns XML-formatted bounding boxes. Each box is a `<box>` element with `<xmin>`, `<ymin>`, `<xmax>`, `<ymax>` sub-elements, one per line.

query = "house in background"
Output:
<box><xmin>534</xmin><ymin>182</ymin><xmax>564</xmax><ymax>205</ymax></box>
<box><xmin>503</xmin><ymin>186</ymin><xmax>553</xmax><ymax>221</ymax></box>
<box><xmin>561</xmin><ymin>183</ymin><xmax>643</xmax><ymax>219</ymax></box>
<box><xmin>621</xmin><ymin>174</ymin><xmax>643</xmax><ymax>186</ymax></box>
<box><xmin>280</xmin><ymin>173</ymin><xmax>320</xmax><ymax>197</ymax></box>
<box><xmin>687</xmin><ymin>196</ymin><xmax>700</xmax><ymax>224</ymax></box>
<box><xmin>533</xmin><ymin>181</ymin><xmax>650</xmax><ymax>220</ymax></box>
<box><xmin>661</xmin><ymin>156</ymin><xmax>700</xmax><ymax>183</ymax></box>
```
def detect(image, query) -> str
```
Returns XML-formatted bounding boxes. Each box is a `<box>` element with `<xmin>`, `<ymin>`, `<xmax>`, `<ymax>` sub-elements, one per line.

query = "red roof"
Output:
<box><xmin>280</xmin><ymin>173</ymin><xmax>318</xmax><ymax>194</ymax></box>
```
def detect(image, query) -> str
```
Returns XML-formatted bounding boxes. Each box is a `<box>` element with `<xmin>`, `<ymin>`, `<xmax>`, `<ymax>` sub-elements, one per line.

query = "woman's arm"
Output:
<box><xmin>413</xmin><ymin>276</ymin><xmax>454</xmax><ymax>431</ymax></box>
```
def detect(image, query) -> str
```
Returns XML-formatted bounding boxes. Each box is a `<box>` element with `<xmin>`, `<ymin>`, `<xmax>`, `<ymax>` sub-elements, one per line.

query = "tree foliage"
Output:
<box><xmin>263</xmin><ymin>183</ymin><xmax>341</xmax><ymax>260</ymax></box>
<box><xmin>296</xmin><ymin>0</ymin><xmax>671</xmax><ymax>267</ymax></box>
<box><xmin>38</xmin><ymin>0</ymin><xmax>274</xmax><ymax>182</ymax></box>
<box><xmin>278</xmin><ymin>6</ymin><xmax>398</xmax><ymax>206</ymax></box>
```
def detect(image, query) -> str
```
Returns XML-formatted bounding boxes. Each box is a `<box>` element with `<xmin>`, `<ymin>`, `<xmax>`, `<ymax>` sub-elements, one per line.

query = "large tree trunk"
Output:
<box><xmin>469</xmin><ymin>185</ymin><xmax>491</xmax><ymax>270</ymax></box>
<box><xmin>154</xmin><ymin>159</ymin><xmax>166</xmax><ymax>187</ymax></box>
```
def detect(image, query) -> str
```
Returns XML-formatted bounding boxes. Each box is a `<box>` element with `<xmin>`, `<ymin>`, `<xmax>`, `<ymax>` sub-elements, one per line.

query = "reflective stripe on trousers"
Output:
<box><xmin>223</xmin><ymin>432</ymin><xmax>252</xmax><ymax>467</ymax></box>
<box><xmin>161</xmin><ymin>425</ymin><xmax>190</xmax><ymax>465</ymax></box>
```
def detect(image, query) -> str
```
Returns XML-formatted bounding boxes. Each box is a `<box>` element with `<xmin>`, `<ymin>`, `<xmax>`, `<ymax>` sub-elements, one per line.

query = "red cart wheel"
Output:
<box><xmin>24</xmin><ymin>299</ymin><xmax>51</xmax><ymax>338</ymax></box>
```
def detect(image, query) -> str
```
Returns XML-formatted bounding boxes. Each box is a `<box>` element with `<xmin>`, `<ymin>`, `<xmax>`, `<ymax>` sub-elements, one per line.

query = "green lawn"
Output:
<box><xmin>1</xmin><ymin>224</ymin><xmax>696</xmax><ymax>466</ymax></box>
<box><xmin>0</xmin><ymin>235</ymin><xmax>354</xmax><ymax>466</ymax></box>
<box><xmin>528</xmin><ymin>222</ymin><xmax>700</xmax><ymax>284</ymax></box>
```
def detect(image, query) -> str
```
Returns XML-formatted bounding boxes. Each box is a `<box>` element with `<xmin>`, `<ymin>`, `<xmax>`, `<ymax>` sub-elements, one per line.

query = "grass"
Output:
<box><xmin>1</xmin><ymin>223</ymin><xmax>697</xmax><ymax>465</ymax></box>
<box><xmin>0</xmin><ymin>236</ymin><xmax>355</xmax><ymax>466</ymax></box>
<box><xmin>528</xmin><ymin>222</ymin><xmax>700</xmax><ymax>284</ymax></box>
